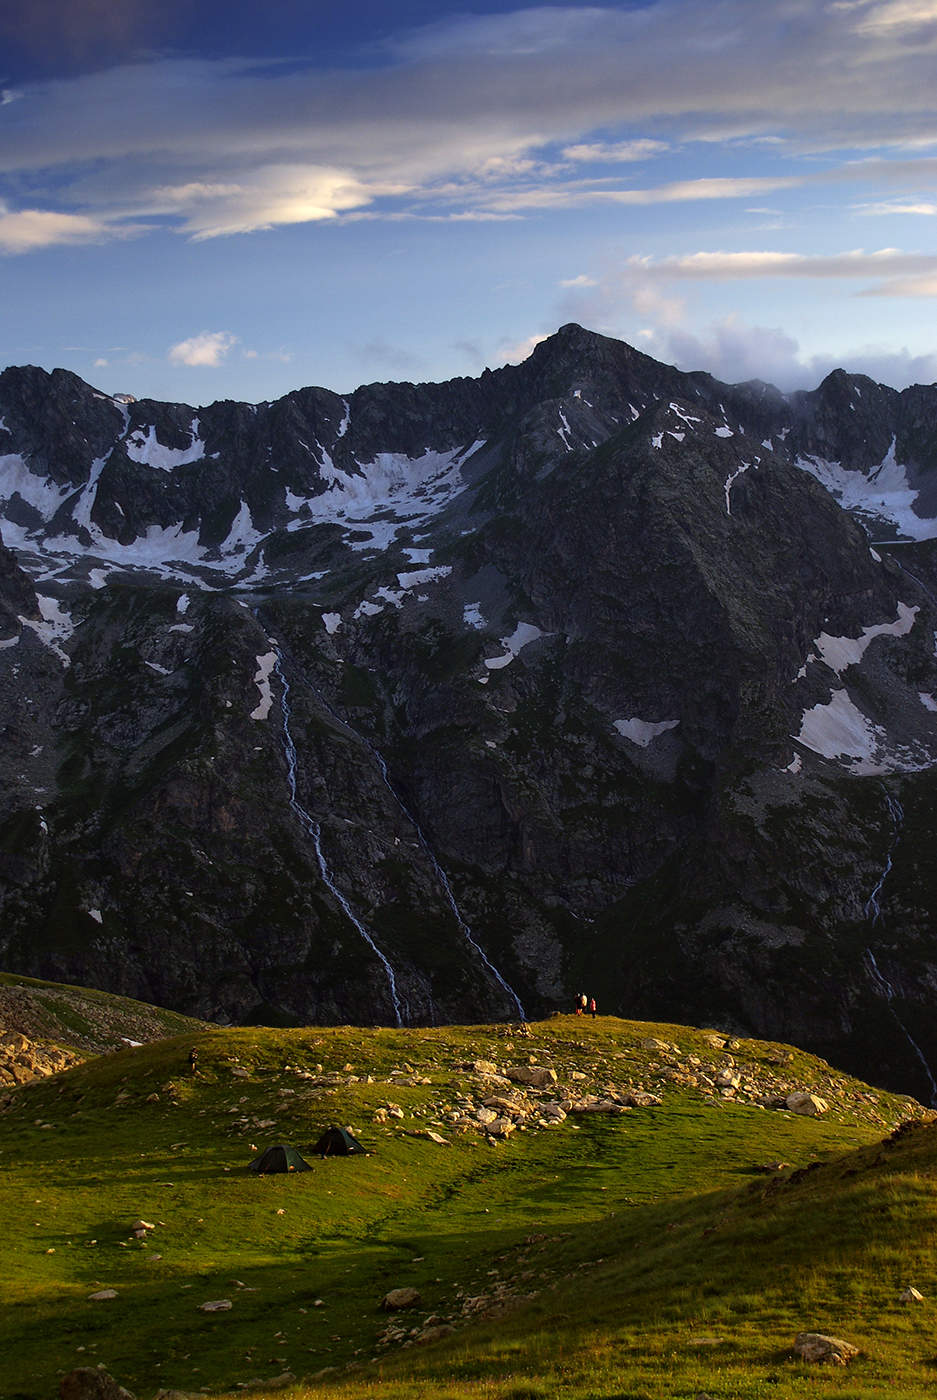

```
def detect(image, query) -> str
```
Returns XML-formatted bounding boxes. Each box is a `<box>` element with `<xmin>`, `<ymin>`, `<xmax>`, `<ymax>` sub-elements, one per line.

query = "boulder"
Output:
<box><xmin>382</xmin><ymin>1287</ymin><xmax>421</xmax><ymax>1310</ymax></box>
<box><xmin>793</xmin><ymin>1332</ymin><xmax>858</xmax><ymax>1365</ymax></box>
<box><xmin>60</xmin><ymin>1370</ymin><xmax>136</xmax><ymax>1400</ymax></box>
<box><xmin>900</xmin><ymin>1286</ymin><xmax>925</xmax><ymax>1303</ymax></box>
<box><xmin>486</xmin><ymin>1117</ymin><xmax>516</xmax><ymax>1138</ymax></box>
<box><xmin>786</xmin><ymin>1092</ymin><xmax>829</xmax><ymax>1117</ymax></box>
<box><xmin>505</xmin><ymin>1065</ymin><xmax>557</xmax><ymax>1088</ymax></box>
<box><xmin>198</xmin><ymin>1299</ymin><xmax>232</xmax><ymax>1312</ymax></box>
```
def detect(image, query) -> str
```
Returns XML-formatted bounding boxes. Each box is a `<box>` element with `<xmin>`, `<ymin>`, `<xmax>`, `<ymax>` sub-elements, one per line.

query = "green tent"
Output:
<box><xmin>312</xmin><ymin>1125</ymin><xmax>366</xmax><ymax>1157</ymax></box>
<box><xmin>248</xmin><ymin>1143</ymin><xmax>311</xmax><ymax>1174</ymax></box>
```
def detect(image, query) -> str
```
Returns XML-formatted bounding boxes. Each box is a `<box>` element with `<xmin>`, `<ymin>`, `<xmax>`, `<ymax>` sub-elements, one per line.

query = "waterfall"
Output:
<box><xmin>863</xmin><ymin>788</ymin><xmax>937</xmax><ymax>1105</ymax></box>
<box><xmin>271</xmin><ymin>650</ymin><xmax>404</xmax><ymax>1027</ymax></box>
<box><xmin>863</xmin><ymin>792</ymin><xmax>903</xmax><ymax>925</ymax></box>
<box><xmin>863</xmin><ymin>950</ymin><xmax>937</xmax><ymax>1106</ymax></box>
<box><xmin>258</xmin><ymin>618</ymin><xmax>525</xmax><ymax>1021</ymax></box>
<box><xmin>367</xmin><ymin>745</ymin><xmax>526</xmax><ymax>1020</ymax></box>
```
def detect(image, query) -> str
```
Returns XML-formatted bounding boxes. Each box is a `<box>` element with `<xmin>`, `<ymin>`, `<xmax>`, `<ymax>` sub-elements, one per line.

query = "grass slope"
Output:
<box><xmin>0</xmin><ymin>1015</ymin><xmax>933</xmax><ymax>1400</ymax></box>
<box><xmin>0</xmin><ymin>972</ymin><xmax>208</xmax><ymax>1055</ymax></box>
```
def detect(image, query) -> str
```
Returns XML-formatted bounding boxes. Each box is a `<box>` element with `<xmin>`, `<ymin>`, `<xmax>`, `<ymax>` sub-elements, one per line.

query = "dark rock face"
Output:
<box><xmin>2</xmin><ymin>325</ymin><xmax>937</xmax><ymax>1098</ymax></box>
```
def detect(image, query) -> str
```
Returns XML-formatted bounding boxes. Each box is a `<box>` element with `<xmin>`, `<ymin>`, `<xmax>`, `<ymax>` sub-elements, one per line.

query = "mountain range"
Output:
<box><xmin>2</xmin><ymin>323</ymin><xmax>937</xmax><ymax>1099</ymax></box>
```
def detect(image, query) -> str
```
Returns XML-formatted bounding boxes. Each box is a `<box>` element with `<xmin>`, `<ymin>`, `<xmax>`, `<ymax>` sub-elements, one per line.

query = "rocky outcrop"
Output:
<box><xmin>0</xmin><ymin>1029</ymin><xmax>83</xmax><ymax>1086</ymax></box>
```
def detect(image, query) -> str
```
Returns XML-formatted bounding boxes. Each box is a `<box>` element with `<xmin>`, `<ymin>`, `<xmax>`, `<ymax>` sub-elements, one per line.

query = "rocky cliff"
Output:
<box><xmin>2</xmin><ymin>324</ymin><xmax>937</xmax><ymax>1098</ymax></box>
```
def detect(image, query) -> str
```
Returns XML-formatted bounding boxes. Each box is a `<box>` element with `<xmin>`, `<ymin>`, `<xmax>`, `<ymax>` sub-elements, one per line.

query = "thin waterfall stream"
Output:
<box><xmin>259</xmin><ymin>619</ymin><xmax>525</xmax><ymax>1020</ymax></box>
<box><xmin>271</xmin><ymin>648</ymin><xmax>405</xmax><ymax>1027</ymax></box>
<box><xmin>862</xmin><ymin>788</ymin><xmax>937</xmax><ymax>1105</ymax></box>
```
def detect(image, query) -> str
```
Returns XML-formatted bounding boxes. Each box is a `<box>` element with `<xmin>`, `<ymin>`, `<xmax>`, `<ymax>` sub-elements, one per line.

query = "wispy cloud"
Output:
<box><xmin>168</xmin><ymin>331</ymin><xmax>238</xmax><ymax>367</ymax></box>
<box><xmin>624</xmin><ymin>247</ymin><xmax>937</xmax><ymax>295</ymax></box>
<box><xmin>562</xmin><ymin>139</ymin><xmax>669</xmax><ymax>163</ymax></box>
<box><xmin>4</xmin><ymin>3</ymin><xmax>937</xmax><ymax>250</ymax></box>
<box><xmin>0</xmin><ymin>202</ymin><xmax>139</xmax><ymax>252</ymax></box>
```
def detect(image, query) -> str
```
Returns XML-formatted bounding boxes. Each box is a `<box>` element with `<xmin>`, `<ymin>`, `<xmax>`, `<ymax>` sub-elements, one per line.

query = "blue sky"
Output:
<box><xmin>3</xmin><ymin>0</ymin><xmax>937</xmax><ymax>403</ymax></box>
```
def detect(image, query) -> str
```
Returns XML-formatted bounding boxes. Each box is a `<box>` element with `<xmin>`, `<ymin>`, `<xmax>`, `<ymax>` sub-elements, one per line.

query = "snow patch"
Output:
<box><xmin>124</xmin><ymin>418</ymin><xmax>204</xmax><ymax>470</ymax></box>
<box><xmin>176</xmin><ymin>593</ymin><xmax>191</xmax><ymax>614</ymax></box>
<box><xmin>795</xmin><ymin>438</ymin><xmax>937</xmax><ymax>541</ymax></box>
<box><xmin>0</xmin><ymin>452</ymin><xmax>73</xmax><ymax>524</ymax></box>
<box><xmin>484</xmin><ymin>622</ymin><xmax>545</xmax><ymax>670</ymax></box>
<box><xmin>793</xmin><ymin>688</ymin><xmax>935</xmax><ymax>775</ymax></box>
<box><xmin>613</xmin><ymin>717</ymin><xmax>680</xmax><ymax>747</ymax></box>
<box><xmin>19</xmin><ymin>594</ymin><xmax>75</xmax><ymax>666</ymax></box>
<box><xmin>920</xmin><ymin>692</ymin><xmax>937</xmax><ymax>713</ymax></box>
<box><xmin>810</xmin><ymin>602</ymin><xmax>918</xmax><ymax>676</ymax></box>
<box><xmin>722</xmin><ymin>459</ymin><xmax>750</xmax><ymax>515</ymax></box>
<box><xmin>250</xmin><ymin>650</ymin><xmax>277</xmax><ymax>720</ymax></box>
<box><xmin>463</xmin><ymin>602</ymin><xmax>486</xmax><ymax>631</ymax></box>
<box><xmin>396</xmin><ymin>566</ymin><xmax>452</xmax><ymax>589</ymax></box>
<box><xmin>87</xmin><ymin>908</ymin><xmax>103</xmax><ymax>924</ymax></box>
<box><xmin>784</xmin><ymin>753</ymin><xmax>803</xmax><ymax>774</ymax></box>
<box><xmin>715</xmin><ymin>425</ymin><xmax>734</xmax><ymax>438</ymax></box>
<box><xmin>322</xmin><ymin>612</ymin><xmax>342</xmax><ymax>635</ymax></box>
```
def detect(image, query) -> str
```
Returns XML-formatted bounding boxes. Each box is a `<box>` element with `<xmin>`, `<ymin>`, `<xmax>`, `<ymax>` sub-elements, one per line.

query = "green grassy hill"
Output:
<box><xmin>0</xmin><ymin>971</ymin><xmax>208</xmax><ymax>1055</ymax></box>
<box><xmin>1</xmin><ymin>1013</ymin><xmax>935</xmax><ymax>1400</ymax></box>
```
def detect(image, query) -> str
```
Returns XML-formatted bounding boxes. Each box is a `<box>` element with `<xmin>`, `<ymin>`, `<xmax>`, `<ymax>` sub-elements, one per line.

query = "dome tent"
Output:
<box><xmin>313</xmin><ymin>1125</ymin><xmax>366</xmax><ymax>1156</ymax></box>
<box><xmin>248</xmin><ymin>1143</ymin><xmax>312</xmax><ymax>1174</ymax></box>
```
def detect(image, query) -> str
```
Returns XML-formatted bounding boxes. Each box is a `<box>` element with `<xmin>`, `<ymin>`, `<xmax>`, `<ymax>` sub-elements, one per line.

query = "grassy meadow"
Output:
<box><xmin>1</xmin><ymin>1010</ymin><xmax>936</xmax><ymax>1400</ymax></box>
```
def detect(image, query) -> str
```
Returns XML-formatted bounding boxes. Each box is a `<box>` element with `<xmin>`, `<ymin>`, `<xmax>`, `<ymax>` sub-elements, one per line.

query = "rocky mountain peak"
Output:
<box><xmin>2</xmin><ymin>328</ymin><xmax>937</xmax><ymax>1101</ymax></box>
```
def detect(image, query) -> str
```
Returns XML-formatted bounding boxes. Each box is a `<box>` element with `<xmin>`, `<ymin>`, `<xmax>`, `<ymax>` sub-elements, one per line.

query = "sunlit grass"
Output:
<box><xmin>0</xmin><ymin>1015</ymin><xmax>933</xmax><ymax>1399</ymax></box>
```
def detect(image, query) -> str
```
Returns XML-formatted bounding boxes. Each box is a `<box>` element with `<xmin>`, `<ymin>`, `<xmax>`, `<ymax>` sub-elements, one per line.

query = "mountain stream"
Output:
<box><xmin>862</xmin><ymin>789</ymin><xmax>937</xmax><ymax>1105</ymax></box>
<box><xmin>261</xmin><ymin>620</ymin><xmax>525</xmax><ymax>1020</ymax></box>
<box><xmin>272</xmin><ymin>650</ymin><xmax>405</xmax><ymax>1026</ymax></box>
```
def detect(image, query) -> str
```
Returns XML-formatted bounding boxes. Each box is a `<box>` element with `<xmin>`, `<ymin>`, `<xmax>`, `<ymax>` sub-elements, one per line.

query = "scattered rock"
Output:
<box><xmin>505</xmin><ymin>1065</ymin><xmax>557</xmax><ymax>1088</ymax></box>
<box><xmin>793</xmin><ymin>1332</ymin><xmax>858</xmax><ymax>1365</ymax></box>
<box><xmin>382</xmin><ymin>1287</ymin><xmax>421</xmax><ymax>1310</ymax></box>
<box><xmin>60</xmin><ymin>1369</ymin><xmax>136</xmax><ymax>1400</ymax></box>
<box><xmin>198</xmin><ymin>1299</ymin><xmax>233</xmax><ymax>1312</ymax></box>
<box><xmin>786</xmin><ymin>1092</ymin><xmax>829</xmax><ymax>1117</ymax></box>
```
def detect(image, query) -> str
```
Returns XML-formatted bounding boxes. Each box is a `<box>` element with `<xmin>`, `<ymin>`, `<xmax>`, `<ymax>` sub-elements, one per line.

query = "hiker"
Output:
<box><xmin>589</xmin><ymin>996</ymin><xmax>597</xmax><ymax>1019</ymax></box>
<box><xmin>576</xmin><ymin>992</ymin><xmax>587</xmax><ymax>1015</ymax></box>
<box><xmin>188</xmin><ymin>1047</ymin><xmax>199</xmax><ymax>1074</ymax></box>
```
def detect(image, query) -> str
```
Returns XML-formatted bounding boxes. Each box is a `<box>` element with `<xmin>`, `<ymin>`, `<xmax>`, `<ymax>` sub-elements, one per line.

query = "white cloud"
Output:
<box><xmin>562</xmin><ymin>139</ymin><xmax>669</xmax><ymax>162</ymax></box>
<box><xmin>624</xmin><ymin>247</ymin><xmax>937</xmax><ymax>294</ymax></box>
<box><xmin>501</xmin><ymin>332</ymin><xmax>550</xmax><ymax>363</ymax></box>
<box><xmin>849</xmin><ymin>0</ymin><xmax>937</xmax><ymax>34</ymax></box>
<box><xmin>168</xmin><ymin>331</ymin><xmax>238</xmax><ymax>367</ymax></box>
<box><xmin>0</xmin><ymin>203</ymin><xmax>134</xmax><ymax>253</ymax></box>
<box><xmin>150</xmin><ymin>164</ymin><xmax>382</xmax><ymax>239</ymax></box>
<box><xmin>855</xmin><ymin>199</ymin><xmax>937</xmax><ymax>215</ymax></box>
<box><xmin>625</xmin><ymin>313</ymin><xmax>937</xmax><ymax>391</ymax></box>
<box><xmin>4</xmin><ymin>1</ymin><xmax>937</xmax><ymax>250</ymax></box>
<box><xmin>560</xmin><ymin>274</ymin><xmax>598</xmax><ymax>287</ymax></box>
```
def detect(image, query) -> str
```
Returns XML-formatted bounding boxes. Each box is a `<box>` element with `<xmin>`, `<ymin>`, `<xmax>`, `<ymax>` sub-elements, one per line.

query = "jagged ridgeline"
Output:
<box><xmin>2</xmin><ymin>324</ymin><xmax>937</xmax><ymax>1097</ymax></box>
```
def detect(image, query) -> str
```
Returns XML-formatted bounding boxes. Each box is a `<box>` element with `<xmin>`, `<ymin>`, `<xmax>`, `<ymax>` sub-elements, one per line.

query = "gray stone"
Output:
<box><xmin>793</xmin><ymin>1332</ymin><xmax>858</xmax><ymax>1365</ymax></box>
<box><xmin>60</xmin><ymin>1369</ymin><xmax>136</xmax><ymax>1400</ymax></box>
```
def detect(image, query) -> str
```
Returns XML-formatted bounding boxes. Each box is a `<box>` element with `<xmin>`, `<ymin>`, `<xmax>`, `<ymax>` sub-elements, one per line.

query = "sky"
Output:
<box><xmin>3</xmin><ymin>0</ymin><xmax>937</xmax><ymax>404</ymax></box>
